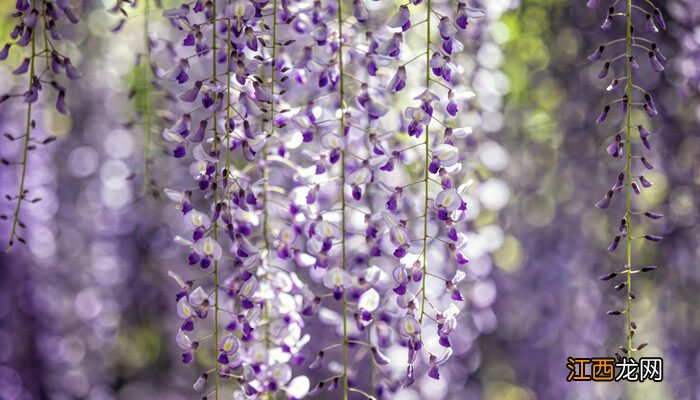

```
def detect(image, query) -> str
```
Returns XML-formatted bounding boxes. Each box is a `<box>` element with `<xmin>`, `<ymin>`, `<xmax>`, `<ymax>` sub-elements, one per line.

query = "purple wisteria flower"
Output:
<box><xmin>159</xmin><ymin>0</ymin><xmax>315</xmax><ymax>397</ymax></box>
<box><xmin>588</xmin><ymin>0</ymin><xmax>666</xmax><ymax>359</ymax></box>
<box><xmin>0</xmin><ymin>0</ymin><xmax>506</xmax><ymax>397</ymax></box>
<box><xmin>1</xmin><ymin>0</ymin><xmax>81</xmax><ymax>250</ymax></box>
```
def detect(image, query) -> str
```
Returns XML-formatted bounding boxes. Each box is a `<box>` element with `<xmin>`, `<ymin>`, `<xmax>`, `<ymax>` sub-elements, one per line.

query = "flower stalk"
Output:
<box><xmin>590</xmin><ymin>0</ymin><xmax>666</xmax><ymax>358</ymax></box>
<box><xmin>6</xmin><ymin>21</ymin><xmax>35</xmax><ymax>252</ymax></box>
<box><xmin>4</xmin><ymin>0</ymin><xmax>80</xmax><ymax>250</ymax></box>
<box><xmin>418</xmin><ymin>0</ymin><xmax>432</xmax><ymax>332</ymax></box>
<box><xmin>211</xmin><ymin>1</ymin><xmax>220</xmax><ymax>398</ymax></box>
<box><xmin>624</xmin><ymin>0</ymin><xmax>633</xmax><ymax>356</ymax></box>
<box><xmin>337</xmin><ymin>2</ymin><xmax>349</xmax><ymax>398</ymax></box>
<box><xmin>141</xmin><ymin>0</ymin><xmax>154</xmax><ymax>196</ymax></box>
<box><xmin>262</xmin><ymin>1</ymin><xmax>277</xmax><ymax>398</ymax></box>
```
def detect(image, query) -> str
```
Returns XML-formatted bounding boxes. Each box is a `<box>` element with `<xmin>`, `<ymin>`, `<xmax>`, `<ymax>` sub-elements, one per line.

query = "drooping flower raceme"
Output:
<box><xmin>109</xmin><ymin>0</ymin><xmax>166</xmax><ymax>197</ymax></box>
<box><xmin>1</xmin><ymin>0</ymin><xmax>81</xmax><ymax>250</ymax></box>
<box><xmin>0</xmin><ymin>0</ymin><xmax>491</xmax><ymax>398</ymax></box>
<box><xmin>157</xmin><ymin>0</ymin><xmax>486</xmax><ymax>399</ymax></box>
<box><xmin>161</xmin><ymin>1</ymin><xmax>312</xmax><ymax>398</ymax></box>
<box><xmin>371</xmin><ymin>0</ymin><xmax>483</xmax><ymax>389</ymax></box>
<box><xmin>589</xmin><ymin>0</ymin><xmax>665</xmax><ymax>359</ymax></box>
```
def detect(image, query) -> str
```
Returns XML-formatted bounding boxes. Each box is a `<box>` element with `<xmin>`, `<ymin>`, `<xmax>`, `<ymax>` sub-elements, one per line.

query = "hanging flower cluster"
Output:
<box><xmin>159</xmin><ymin>1</ymin><xmax>312</xmax><ymax>398</ymax></box>
<box><xmin>1</xmin><ymin>0</ymin><xmax>81</xmax><ymax>250</ymax></box>
<box><xmin>157</xmin><ymin>0</ymin><xmax>485</xmax><ymax>398</ymax></box>
<box><xmin>589</xmin><ymin>0</ymin><xmax>665</xmax><ymax>359</ymax></box>
<box><xmin>377</xmin><ymin>0</ymin><xmax>484</xmax><ymax>389</ymax></box>
<box><xmin>109</xmin><ymin>0</ymin><xmax>165</xmax><ymax>197</ymax></box>
<box><xmin>0</xmin><ymin>0</ymin><xmax>492</xmax><ymax>398</ymax></box>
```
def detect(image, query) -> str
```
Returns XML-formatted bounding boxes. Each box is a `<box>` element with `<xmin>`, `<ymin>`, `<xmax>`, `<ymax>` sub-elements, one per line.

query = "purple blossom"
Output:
<box><xmin>588</xmin><ymin>0</ymin><xmax>667</xmax><ymax>360</ymax></box>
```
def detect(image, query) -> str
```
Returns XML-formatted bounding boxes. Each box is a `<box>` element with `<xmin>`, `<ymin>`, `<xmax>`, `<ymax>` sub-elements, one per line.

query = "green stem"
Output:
<box><xmin>625</xmin><ymin>0</ymin><xmax>633</xmax><ymax>354</ymax></box>
<box><xmin>212</xmin><ymin>0</ymin><xmax>220</xmax><ymax>397</ymax></box>
<box><xmin>365</xmin><ymin>109</ymin><xmax>375</xmax><ymax>398</ymax></box>
<box><xmin>41</xmin><ymin>0</ymin><xmax>49</xmax><ymax>72</ymax></box>
<box><xmin>6</xmin><ymin>0</ymin><xmax>37</xmax><ymax>252</ymax></box>
<box><xmin>337</xmin><ymin>2</ymin><xmax>348</xmax><ymax>399</ymax></box>
<box><xmin>226</xmin><ymin>7</ymin><xmax>232</xmax><ymax>177</ymax></box>
<box><xmin>262</xmin><ymin>1</ymin><xmax>277</xmax><ymax>399</ymax></box>
<box><xmin>263</xmin><ymin>12</ymin><xmax>276</xmax><ymax>270</ymax></box>
<box><xmin>142</xmin><ymin>0</ymin><xmax>153</xmax><ymax>196</ymax></box>
<box><xmin>418</xmin><ymin>0</ymin><xmax>431</xmax><ymax>332</ymax></box>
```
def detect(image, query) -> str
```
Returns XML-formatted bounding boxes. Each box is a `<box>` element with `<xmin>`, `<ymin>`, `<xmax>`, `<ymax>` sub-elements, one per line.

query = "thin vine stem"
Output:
<box><xmin>40</xmin><ymin>0</ymin><xmax>50</xmax><ymax>73</ymax></box>
<box><xmin>261</xmin><ymin>1</ymin><xmax>277</xmax><ymax>398</ymax></box>
<box><xmin>6</xmin><ymin>0</ymin><xmax>38</xmax><ymax>252</ymax></box>
<box><xmin>624</xmin><ymin>0</ymin><xmax>633</xmax><ymax>355</ymax></box>
<box><xmin>211</xmin><ymin>0</ymin><xmax>220</xmax><ymax>396</ymax></box>
<box><xmin>142</xmin><ymin>0</ymin><xmax>153</xmax><ymax>196</ymax></box>
<box><xmin>418</xmin><ymin>0</ymin><xmax>431</xmax><ymax>333</ymax></box>
<box><xmin>337</xmin><ymin>1</ymin><xmax>348</xmax><ymax>398</ymax></box>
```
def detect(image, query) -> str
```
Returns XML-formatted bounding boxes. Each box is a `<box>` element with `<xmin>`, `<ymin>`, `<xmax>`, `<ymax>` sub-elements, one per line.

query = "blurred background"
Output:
<box><xmin>1</xmin><ymin>0</ymin><xmax>699</xmax><ymax>399</ymax></box>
